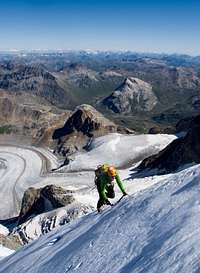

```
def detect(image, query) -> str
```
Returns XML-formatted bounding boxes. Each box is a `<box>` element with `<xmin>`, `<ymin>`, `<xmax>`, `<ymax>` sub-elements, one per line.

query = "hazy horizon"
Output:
<box><xmin>0</xmin><ymin>48</ymin><xmax>200</xmax><ymax>58</ymax></box>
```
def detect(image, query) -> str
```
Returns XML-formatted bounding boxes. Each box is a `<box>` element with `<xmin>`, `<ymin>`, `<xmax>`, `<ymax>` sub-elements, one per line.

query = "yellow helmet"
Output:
<box><xmin>107</xmin><ymin>166</ymin><xmax>117</xmax><ymax>177</ymax></box>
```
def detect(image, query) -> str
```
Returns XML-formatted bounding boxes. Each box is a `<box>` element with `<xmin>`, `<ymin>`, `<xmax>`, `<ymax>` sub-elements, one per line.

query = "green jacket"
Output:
<box><xmin>98</xmin><ymin>173</ymin><xmax>125</xmax><ymax>201</ymax></box>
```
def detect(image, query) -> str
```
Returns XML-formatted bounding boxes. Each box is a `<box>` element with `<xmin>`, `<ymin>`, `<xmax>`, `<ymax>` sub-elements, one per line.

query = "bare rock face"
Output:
<box><xmin>18</xmin><ymin>185</ymin><xmax>75</xmax><ymax>225</ymax></box>
<box><xmin>174</xmin><ymin>67</ymin><xmax>200</xmax><ymax>89</ymax></box>
<box><xmin>0</xmin><ymin>62</ymin><xmax>75</xmax><ymax>109</ymax></box>
<box><xmin>0</xmin><ymin>91</ymin><xmax>71</xmax><ymax>146</ymax></box>
<box><xmin>52</xmin><ymin>104</ymin><xmax>132</xmax><ymax>156</ymax></box>
<box><xmin>53</xmin><ymin>104</ymin><xmax>117</xmax><ymax>138</ymax></box>
<box><xmin>176</xmin><ymin>114</ymin><xmax>200</xmax><ymax>133</ymax></box>
<box><xmin>139</xmin><ymin>115</ymin><xmax>200</xmax><ymax>173</ymax></box>
<box><xmin>0</xmin><ymin>234</ymin><xmax>22</xmax><ymax>250</ymax></box>
<box><xmin>14</xmin><ymin>184</ymin><xmax>92</xmax><ymax>244</ymax></box>
<box><xmin>102</xmin><ymin>77</ymin><xmax>158</xmax><ymax>113</ymax></box>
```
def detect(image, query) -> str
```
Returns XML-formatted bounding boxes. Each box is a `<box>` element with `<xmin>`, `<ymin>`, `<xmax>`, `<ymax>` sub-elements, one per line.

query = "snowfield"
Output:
<box><xmin>59</xmin><ymin>133</ymin><xmax>176</xmax><ymax>171</ymax></box>
<box><xmin>0</xmin><ymin>133</ymin><xmax>176</xmax><ymax>219</ymax></box>
<box><xmin>2</xmin><ymin>132</ymin><xmax>191</xmax><ymax>271</ymax></box>
<box><xmin>0</xmin><ymin>163</ymin><xmax>200</xmax><ymax>273</ymax></box>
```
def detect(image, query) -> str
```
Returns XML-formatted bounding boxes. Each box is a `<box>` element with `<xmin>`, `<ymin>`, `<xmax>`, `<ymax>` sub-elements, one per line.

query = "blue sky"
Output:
<box><xmin>0</xmin><ymin>0</ymin><xmax>200</xmax><ymax>55</ymax></box>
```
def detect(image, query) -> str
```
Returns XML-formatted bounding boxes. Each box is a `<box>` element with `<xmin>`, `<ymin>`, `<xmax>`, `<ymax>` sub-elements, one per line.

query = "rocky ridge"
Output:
<box><xmin>138</xmin><ymin>115</ymin><xmax>200</xmax><ymax>173</ymax></box>
<box><xmin>0</xmin><ymin>62</ymin><xmax>76</xmax><ymax>109</ymax></box>
<box><xmin>0</xmin><ymin>91</ymin><xmax>71</xmax><ymax>146</ymax></box>
<box><xmin>17</xmin><ymin>185</ymin><xmax>76</xmax><ymax>225</ymax></box>
<box><xmin>12</xmin><ymin>184</ymin><xmax>92</xmax><ymax>244</ymax></box>
<box><xmin>0</xmin><ymin>185</ymin><xmax>92</xmax><ymax>245</ymax></box>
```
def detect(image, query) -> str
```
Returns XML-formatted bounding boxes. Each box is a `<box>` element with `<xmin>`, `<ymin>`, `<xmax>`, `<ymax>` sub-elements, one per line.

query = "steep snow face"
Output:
<box><xmin>60</xmin><ymin>133</ymin><xmax>176</xmax><ymax>171</ymax></box>
<box><xmin>1</xmin><ymin>164</ymin><xmax>200</xmax><ymax>273</ymax></box>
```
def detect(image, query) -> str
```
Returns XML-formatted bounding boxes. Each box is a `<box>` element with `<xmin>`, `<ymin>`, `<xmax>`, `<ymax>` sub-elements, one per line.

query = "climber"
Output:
<box><xmin>95</xmin><ymin>164</ymin><xmax>127</xmax><ymax>212</ymax></box>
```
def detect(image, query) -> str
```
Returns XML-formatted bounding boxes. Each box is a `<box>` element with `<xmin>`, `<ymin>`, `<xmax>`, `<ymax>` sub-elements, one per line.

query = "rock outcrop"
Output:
<box><xmin>18</xmin><ymin>185</ymin><xmax>75</xmax><ymax>225</ymax></box>
<box><xmin>102</xmin><ymin>77</ymin><xmax>157</xmax><ymax>113</ymax></box>
<box><xmin>52</xmin><ymin>104</ymin><xmax>133</xmax><ymax>156</ymax></box>
<box><xmin>13</xmin><ymin>184</ymin><xmax>92</xmax><ymax>244</ymax></box>
<box><xmin>0</xmin><ymin>234</ymin><xmax>22</xmax><ymax>250</ymax></box>
<box><xmin>139</xmin><ymin>115</ymin><xmax>200</xmax><ymax>173</ymax></box>
<box><xmin>176</xmin><ymin>114</ymin><xmax>200</xmax><ymax>133</ymax></box>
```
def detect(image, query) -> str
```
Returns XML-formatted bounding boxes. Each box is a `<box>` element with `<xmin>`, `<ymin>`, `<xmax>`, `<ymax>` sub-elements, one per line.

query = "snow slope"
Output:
<box><xmin>1</xmin><ymin>164</ymin><xmax>200</xmax><ymax>273</ymax></box>
<box><xmin>60</xmin><ymin>133</ymin><xmax>176</xmax><ymax>171</ymax></box>
<box><xmin>0</xmin><ymin>133</ymin><xmax>175</xmax><ymax>219</ymax></box>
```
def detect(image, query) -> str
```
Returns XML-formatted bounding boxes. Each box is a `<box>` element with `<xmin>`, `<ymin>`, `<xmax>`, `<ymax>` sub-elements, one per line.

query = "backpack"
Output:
<box><xmin>94</xmin><ymin>164</ymin><xmax>109</xmax><ymax>187</ymax></box>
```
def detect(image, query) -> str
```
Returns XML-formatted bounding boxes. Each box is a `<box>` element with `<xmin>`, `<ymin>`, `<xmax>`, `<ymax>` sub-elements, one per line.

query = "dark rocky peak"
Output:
<box><xmin>52</xmin><ymin>104</ymin><xmax>132</xmax><ymax>156</ymax></box>
<box><xmin>53</xmin><ymin>104</ymin><xmax>118</xmax><ymax>140</ymax></box>
<box><xmin>138</xmin><ymin>114</ymin><xmax>200</xmax><ymax>174</ymax></box>
<box><xmin>176</xmin><ymin>114</ymin><xmax>200</xmax><ymax>133</ymax></box>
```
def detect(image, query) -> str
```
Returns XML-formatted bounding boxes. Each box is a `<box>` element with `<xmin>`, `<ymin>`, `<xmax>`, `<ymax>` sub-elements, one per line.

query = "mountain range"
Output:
<box><xmin>0</xmin><ymin>51</ymin><xmax>200</xmax><ymax>135</ymax></box>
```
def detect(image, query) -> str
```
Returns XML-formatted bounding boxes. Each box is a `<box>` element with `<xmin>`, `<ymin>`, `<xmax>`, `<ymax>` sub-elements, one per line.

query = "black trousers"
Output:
<box><xmin>97</xmin><ymin>185</ymin><xmax>115</xmax><ymax>209</ymax></box>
